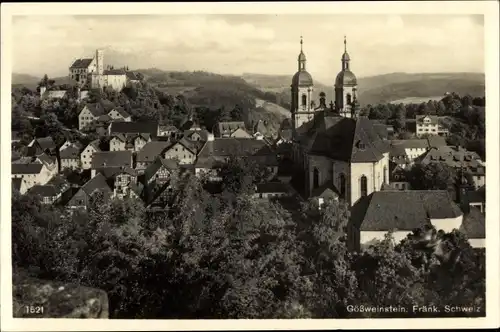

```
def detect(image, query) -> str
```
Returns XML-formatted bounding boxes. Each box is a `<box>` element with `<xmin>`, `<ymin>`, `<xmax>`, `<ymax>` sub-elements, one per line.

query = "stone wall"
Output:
<box><xmin>13</xmin><ymin>271</ymin><xmax>109</xmax><ymax>318</ymax></box>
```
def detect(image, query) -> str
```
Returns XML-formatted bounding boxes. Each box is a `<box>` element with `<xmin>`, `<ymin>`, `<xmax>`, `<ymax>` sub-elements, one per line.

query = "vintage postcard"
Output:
<box><xmin>1</xmin><ymin>1</ymin><xmax>499</xmax><ymax>331</ymax></box>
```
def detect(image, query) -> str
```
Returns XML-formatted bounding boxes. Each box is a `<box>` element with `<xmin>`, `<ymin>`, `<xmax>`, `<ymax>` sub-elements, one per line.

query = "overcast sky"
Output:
<box><xmin>12</xmin><ymin>14</ymin><xmax>484</xmax><ymax>83</ymax></box>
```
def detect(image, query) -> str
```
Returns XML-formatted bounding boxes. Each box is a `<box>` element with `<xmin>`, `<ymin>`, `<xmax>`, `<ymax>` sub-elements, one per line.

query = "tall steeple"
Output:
<box><xmin>341</xmin><ymin>35</ymin><xmax>351</xmax><ymax>71</ymax></box>
<box><xmin>298</xmin><ymin>36</ymin><xmax>307</xmax><ymax>71</ymax></box>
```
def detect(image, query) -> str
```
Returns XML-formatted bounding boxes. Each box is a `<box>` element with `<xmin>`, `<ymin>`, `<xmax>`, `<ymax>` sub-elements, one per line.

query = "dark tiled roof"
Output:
<box><xmin>216</xmin><ymin>121</ymin><xmax>247</xmax><ymax>136</ymax></box>
<box><xmin>112</xmin><ymin>107</ymin><xmax>130</xmax><ymax>118</ymax></box>
<box><xmin>37</xmin><ymin>153</ymin><xmax>56</xmax><ymax>166</ymax></box>
<box><xmin>11</xmin><ymin>162</ymin><xmax>43</xmax><ymax>174</ymax></box>
<box><xmin>427</xmin><ymin>135</ymin><xmax>447</xmax><ymax>148</ymax></box>
<box><xmin>36</xmin><ymin>137</ymin><xmax>56</xmax><ymax>150</ymax></box>
<box><xmin>88</xmin><ymin>139</ymin><xmax>101</xmax><ymax>152</ymax></box>
<box><xmin>308</xmin><ymin>116</ymin><xmax>389</xmax><ymax>162</ymax></box>
<box><xmin>103</xmin><ymin>69</ymin><xmax>126</xmax><ymax>75</ymax></box>
<box><xmin>144</xmin><ymin>157</ymin><xmax>179</xmax><ymax>181</ymax></box>
<box><xmin>256</xmin><ymin>182</ymin><xmax>290</xmax><ymax>194</ymax></box>
<box><xmin>416</xmin><ymin>115</ymin><xmax>439</xmax><ymax>125</ymax></box>
<box><xmin>137</xmin><ymin>141</ymin><xmax>172</xmax><ymax>163</ymax></box>
<box><xmin>60</xmin><ymin>146</ymin><xmax>81</xmax><ymax>159</ymax></box>
<box><xmin>81</xmin><ymin>173</ymin><xmax>112</xmax><ymax>196</ymax></box>
<box><xmin>352</xmin><ymin>190</ymin><xmax>462</xmax><ymax>231</ymax></box>
<box><xmin>311</xmin><ymin>182</ymin><xmax>340</xmax><ymax>199</ymax></box>
<box><xmin>372</xmin><ymin>122</ymin><xmax>389</xmax><ymax>140</ymax></box>
<box><xmin>28</xmin><ymin>185</ymin><xmax>58</xmax><ymax>197</ymax></box>
<box><xmin>91</xmin><ymin>151</ymin><xmax>132</xmax><ymax>169</ymax></box>
<box><xmin>81</xmin><ymin>103</ymin><xmax>106</xmax><ymax>117</ymax></box>
<box><xmin>421</xmin><ymin>146</ymin><xmax>484</xmax><ymax>173</ymax></box>
<box><xmin>97</xmin><ymin>166</ymin><xmax>138</xmax><ymax>179</ymax></box>
<box><xmin>184</xmin><ymin>129</ymin><xmax>209</xmax><ymax>141</ymax></box>
<box><xmin>459</xmin><ymin>207</ymin><xmax>485</xmax><ymax>239</ymax></box>
<box><xmin>70</xmin><ymin>58</ymin><xmax>94</xmax><ymax>69</ymax></box>
<box><xmin>465</xmin><ymin>186</ymin><xmax>485</xmax><ymax>203</ymax></box>
<box><xmin>109</xmin><ymin>121</ymin><xmax>158</xmax><ymax>137</ymax></box>
<box><xmin>390</xmin><ymin>139</ymin><xmax>429</xmax><ymax>149</ymax></box>
<box><xmin>195</xmin><ymin>138</ymin><xmax>277</xmax><ymax>168</ymax></box>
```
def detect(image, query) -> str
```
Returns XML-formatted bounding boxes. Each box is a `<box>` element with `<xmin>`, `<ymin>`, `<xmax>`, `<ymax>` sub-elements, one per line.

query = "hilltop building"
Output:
<box><xmin>69</xmin><ymin>49</ymin><xmax>131</xmax><ymax>91</ymax></box>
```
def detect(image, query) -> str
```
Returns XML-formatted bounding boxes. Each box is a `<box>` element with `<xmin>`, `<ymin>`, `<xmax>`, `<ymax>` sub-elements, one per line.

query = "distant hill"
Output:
<box><xmin>12</xmin><ymin>73</ymin><xmax>70</xmax><ymax>90</ymax></box>
<box><xmin>137</xmin><ymin>68</ymin><xmax>290</xmax><ymax>134</ymax></box>
<box><xmin>242</xmin><ymin>72</ymin><xmax>485</xmax><ymax>107</ymax></box>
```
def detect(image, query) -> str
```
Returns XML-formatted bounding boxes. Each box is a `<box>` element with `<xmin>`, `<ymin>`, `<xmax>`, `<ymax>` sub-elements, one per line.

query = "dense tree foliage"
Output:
<box><xmin>407</xmin><ymin>163</ymin><xmax>457</xmax><ymax>192</ymax></box>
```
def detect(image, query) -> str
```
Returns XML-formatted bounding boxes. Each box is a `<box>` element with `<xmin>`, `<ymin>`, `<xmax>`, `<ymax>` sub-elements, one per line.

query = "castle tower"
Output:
<box><xmin>96</xmin><ymin>49</ymin><xmax>104</xmax><ymax>75</ymax></box>
<box><xmin>334</xmin><ymin>36</ymin><xmax>358</xmax><ymax>118</ymax></box>
<box><xmin>291</xmin><ymin>36</ymin><xmax>315</xmax><ymax>134</ymax></box>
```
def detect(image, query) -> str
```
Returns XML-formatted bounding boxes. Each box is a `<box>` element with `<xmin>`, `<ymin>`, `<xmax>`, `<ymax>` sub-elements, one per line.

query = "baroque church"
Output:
<box><xmin>288</xmin><ymin>37</ymin><xmax>391</xmax><ymax>207</ymax></box>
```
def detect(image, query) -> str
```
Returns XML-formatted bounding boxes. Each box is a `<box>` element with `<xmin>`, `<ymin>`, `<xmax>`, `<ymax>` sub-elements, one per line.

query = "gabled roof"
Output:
<box><xmin>351</xmin><ymin>190</ymin><xmax>463</xmax><ymax>231</ymax></box>
<box><xmin>85</xmin><ymin>139</ymin><xmax>101</xmax><ymax>152</ymax></box>
<box><xmin>11</xmin><ymin>162</ymin><xmax>43</xmax><ymax>174</ymax></box>
<box><xmin>91</xmin><ymin>151</ymin><xmax>133</xmax><ymax>169</ymax></box>
<box><xmin>137</xmin><ymin>141</ymin><xmax>172</xmax><ymax>163</ymax></box>
<box><xmin>80</xmin><ymin>103</ymin><xmax>106</xmax><ymax>117</ymax></box>
<box><xmin>311</xmin><ymin>181</ymin><xmax>340</xmax><ymax>199</ymax></box>
<box><xmin>216</xmin><ymin>121</ymin><xmax>247</xmax><ymax>135</ymax></box>
<box><xmin>103</xmin><ymin>69</ymin><xmax>126</xmax><ymax>75</ymax></box>
<box><xmin>36</xmin><ymin>153</ymin><xmax>56</xmax><ymax>166</ymax></box>
<box><xmin>459</xmin><ymin>207</ymin><xmax>485</xmax><ymax>239</ymax></box>
<box><xmin>427</xmin><ymin>135</ymin><xmax>447</xmax><ymax>148</ymax></box>
<box><xmin>110</xmin><ymin>107</ymin><xmax>130</xmax><ymax>118</ymax></box>
<box><xmin>390</xmin><ymin>139</ymin><xmax>430</xmax><ymax>150</ymax></box>
<box><xmin>70</xmin><ymin>58</ymin><xmax>94</xmax><ymax>69</ymax></box>
<box><xmin>28</xmin><ymin>185</ymin><xmax>58</xmax><ymax>197</ymax></box>
<box><xmin>416</xmin><ymin>115</ymin><xmax>439</xmax><ymax>125</ymax></box>
<box><xmin>109</xmin><ymin>121</ymin><xmax>158</xmax><ymax>137</ymax></box>
<box><xmin>81</xmin><ymin>173</ymin><xmax>112</xmax><ymax>196</ymax></box>
<box><xmin>308</xmin><ymin>116</ymin><xmax>389</xmax><ymax>163</ymax></box>
<box><xmin>97</xmin><ymin>166</ymin><xmax>138</xmax><ymax>179</ymax></box>
<box><xmin>184</xmin><ymin>129</ymin><xmax>209</xmax><ymax>141</ymax></box>
<box><xmin>144</xmin><ymin>157</ymin><xmax>179</xmax><ymax>181</ymax></box>
<box><xmin>420</xmin><ymin>146</ymin><xmax>484</xmax><ymax>172</ymax></box>
<box><xmin>36</xmin><ymin>137</ymin><xmax>56</xmax><ymax>151</ymax></box>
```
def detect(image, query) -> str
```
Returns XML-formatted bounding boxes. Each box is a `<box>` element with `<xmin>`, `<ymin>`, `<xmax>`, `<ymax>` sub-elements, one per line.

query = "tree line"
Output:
<box><xmin>12</xmin><ymin>156</ymin><xmax>485</xmax><ymax>319</ymax></box>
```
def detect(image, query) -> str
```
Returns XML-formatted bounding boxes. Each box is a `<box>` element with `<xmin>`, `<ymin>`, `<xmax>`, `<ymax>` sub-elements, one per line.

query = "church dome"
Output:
<box><xmin>292</xmin><ymin>70</ymin><xmax>313</xmax><ymax>87</ymax></box>
<box><xmin>335</xmin><ymin>70</ymin><xmax>357</xmax><ymax>86</ymax></box>
<box><xmin>341</xmin><ymin>51</ymin><xmax>350</xmax><ymax>62</ymax></box>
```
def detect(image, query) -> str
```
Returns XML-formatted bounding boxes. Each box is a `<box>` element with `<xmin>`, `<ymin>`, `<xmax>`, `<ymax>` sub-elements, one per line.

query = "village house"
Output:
<box><xmin>126</xmin><ymin>71</ymin><xmax>142</xmax><ymax>83</ymax></box>
<box><xmin>163</xmin><ymin>138</ymin><xmax>198</xmax><ymax>165</ymax></box>
<box><xmin>158</xmin><ymin>125</ymin><xmax>180</xmax><ymax>139</ymax></box>
<box><xmin>389</xmin><ymin>139</ymin><xmax>430</xmax><ymax>162</ymax></box>
<box><xmin>107</xmin><ymin>107</ymin><xmax>132</xmax><ymax>122</ymax></box>
<box><xmin>135</xmin><ymin>141</ymin><xmax>172</xmax><ymax>171</ymax></box>
<box><xmin>97</xmin><ymin>166</ymin><xmax>142</xmax><ymax>200</ymax></box>
<box><xmin>78</xmin><ymin>103</ymin><xmax>106</xmax><ymax>131</ymax></box>
<box><xmin>388</xmin><ymin>161</ymin><xmax>411</xmax><ymax>190</ymax></box>
<box><xmin>27</xmin><ymin>176</ymin><xmax>71</xmax><ymax>205</ymax></box>
<box><xmin>143</xmin><ymin>157</ymin><xmax>179</xmax><ymax>204</ymax></box>
<box><xmin>108</xmin><ymin>121</ymin><xmax>159</xmax><ymax>138</ymax></box>
<box><xmin>253</xmin><ymin>182</ymin><xmax>292</xmax><ymax>199</ymax></box>
<box><xmin>90</xmin><ymin>150</ymin><xmax>133</xmax><ymax>178</ymax></box>
<box><xmin>419</xmin><ymin>145</ymin><xmax>485</xmax><ymax>189</ymax></box>
<box><xmin>66</xmin><ymin>173</ymin><xmax>113</xmax><ymax>210</ymax></box>
<box><xmin>59</xmin><ymin>142</ymin><xmax>82</xmax><ymax>170</ymax></box>
<box><xmin>213</xmin><ymin>121</ymin><xmax>252</xmax><ymax>138</ymax></box>
<box><xmin>39</xmin><ymin>86</ymin><xmax>68</xmax><ymax>100</ymax></box>
<box><xmin>194</xmin><ymin>137</ymin><xmax>279</xmax><ymax>180</ymax></box>
<box><xmin>27</xmin><ymin>137</ymin><xmax>57</xmax><ymax>156</ymax></box>
<box><xmin>415</xmin><ymin>115</ymin><xmax>449</xmax><ymax>137</ymax></box>
<box><xmin>11</xmin><ymin>157</ymin><xmax>55</xmax><ymax>194</ymax></box>
<box><xmin>109</xmin><ymin>133</ymin><xmax>152</xmax><ymax>152</ymax></box>
<box><xmin>80</xmin><ymin>140</ymin><xmax>101</xmax><ymax>170</ymax></box>
<box><xmin>349</xmin><ymin>190</ymin><xmax>463</xmax><ymax>251</ymax></box>
<box><xmin>459</xmin><ymin>206</ymin><xmax>485</xmax><ymax>248</ymax></box>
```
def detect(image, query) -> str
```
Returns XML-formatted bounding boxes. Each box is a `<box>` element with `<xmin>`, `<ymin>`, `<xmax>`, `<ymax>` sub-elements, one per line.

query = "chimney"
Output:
<box><xmin>40</xmin><ymin>86</ymin><xmax>46</xmax><ymax>98</ymax></box>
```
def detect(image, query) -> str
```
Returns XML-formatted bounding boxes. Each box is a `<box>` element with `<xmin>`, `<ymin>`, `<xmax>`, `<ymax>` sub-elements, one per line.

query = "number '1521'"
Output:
<box><xmin>25</xmin><ymin>306</ymin><xmax>44</xmax><ymax>315</ymax></box>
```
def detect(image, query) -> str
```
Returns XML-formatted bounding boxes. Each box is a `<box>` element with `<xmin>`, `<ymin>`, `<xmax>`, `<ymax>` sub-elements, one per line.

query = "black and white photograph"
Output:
<box><xmin>1</xmin><ymin>1</ymin><xmax>499</xmax><ymax>330</ymax></box>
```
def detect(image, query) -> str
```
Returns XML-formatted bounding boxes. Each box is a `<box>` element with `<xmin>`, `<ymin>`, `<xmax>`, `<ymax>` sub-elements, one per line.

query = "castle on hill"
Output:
<box><xmin>68</xmin><ymin>49</ymin><xmax>140</xmax><ymax>91</ymax></box>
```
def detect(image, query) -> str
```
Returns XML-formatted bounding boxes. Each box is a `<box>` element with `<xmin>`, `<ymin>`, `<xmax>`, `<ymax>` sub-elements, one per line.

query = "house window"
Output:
<box><xmin>301</xmin><ymin>95</ymin><xmax>307</xmax><ymax>107</ymax></box>
<box><xmin>360</xmin><ymin>175</ymin><xmax>368</xmax><ymax>197</ymax></box>
<box><xmin>313</xmin><ymin>168</ymin><xmax>319</xmax><ymax>189</ymax></box>
<box><xmin>339</xmin><ymin>173</ymin><xmax>346</xmax><ymax>198</ymax></box>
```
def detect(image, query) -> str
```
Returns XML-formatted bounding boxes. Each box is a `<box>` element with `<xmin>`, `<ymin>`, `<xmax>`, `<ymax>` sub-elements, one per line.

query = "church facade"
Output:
<box><xmin>288</xmin><ymin>37</ymin><xmax>390</xmax><ymax>207</ymax></box>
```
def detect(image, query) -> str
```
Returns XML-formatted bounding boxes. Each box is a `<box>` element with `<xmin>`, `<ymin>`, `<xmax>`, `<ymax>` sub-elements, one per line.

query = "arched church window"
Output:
<box><xmin>313</xmin><ymin>168</ymin><xmax>320</xmax><ymax>189</ymax></box>
<box><xmin>302</xmin><ymin>94</ymin><xmax>307</xmax><ymax>107</ymax></box>
<box><xmin>340</xmin><ymin>173</ymin><xmax>346</xmax><ymax>198</ymax></box>
<box><xmin>346</xmin><ymin>93</ymin><xmax>352</xmax><ymax>104</ymax></box>
<box><xmin>360</xmin><ymin>175</ymin><xmax>368</xmax><ymax>197</ymax></box>
<box><xmin>383</xmin><ymin>166</ymin><xmax>387</xmax><ymax>183</ymax></box>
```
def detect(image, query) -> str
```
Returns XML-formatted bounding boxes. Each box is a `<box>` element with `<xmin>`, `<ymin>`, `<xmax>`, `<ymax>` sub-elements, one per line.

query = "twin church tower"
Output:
<box><xmin>290</xmin><ymin>36</ymin><xmax>359</xmax><ymax>130</ymax></box>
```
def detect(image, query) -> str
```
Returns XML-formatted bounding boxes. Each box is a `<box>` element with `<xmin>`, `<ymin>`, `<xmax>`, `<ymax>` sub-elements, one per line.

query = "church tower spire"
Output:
<box><xmin>298</xmin><ymin>36</ymin><xmax>307</xmax><ymax>71</ymax></box>
<box><xmin>342</xmin><ymin>35</ymin><xmax>350</xmax><ymax>71</ymax></box>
